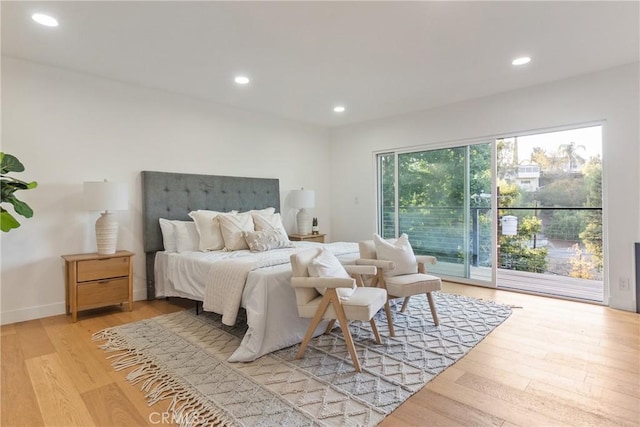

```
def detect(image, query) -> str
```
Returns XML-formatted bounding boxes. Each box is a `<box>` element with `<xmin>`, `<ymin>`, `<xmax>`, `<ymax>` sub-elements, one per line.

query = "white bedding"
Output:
<box><xmin>154</xmin><ymin>241</ymin><xmax>359</xmax><ymax>361</ymax></box>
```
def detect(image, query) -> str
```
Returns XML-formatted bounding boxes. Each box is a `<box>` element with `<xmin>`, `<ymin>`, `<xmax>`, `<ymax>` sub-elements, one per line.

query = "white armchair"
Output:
<box><xmin>290</xmin><ymin>247</ymin><xmax>390</xmax><ymax>372</ymax></box>
<box><xmin>357</xmin><ymin>238</ymin><xmax>442</xmax><ymax>336</ymax></box>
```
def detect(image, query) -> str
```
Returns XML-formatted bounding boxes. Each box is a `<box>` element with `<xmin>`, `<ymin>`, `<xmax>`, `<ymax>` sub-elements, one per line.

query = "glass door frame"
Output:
<box><xmin>374</xmin><ymin>121</ymin><xmax>606</xmax><ymax>298</ymax></box>
<box><xmin>374</xmin><ymin>139</ymin><xmax>497</xmax><ymax>289</ymax></box>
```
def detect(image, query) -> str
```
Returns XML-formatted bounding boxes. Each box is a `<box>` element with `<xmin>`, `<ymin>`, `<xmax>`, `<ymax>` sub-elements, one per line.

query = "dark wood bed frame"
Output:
<box><xmin>141</xmin><ymin>171</ymin><xmax>281</xmax><ymax>300</ymax></box>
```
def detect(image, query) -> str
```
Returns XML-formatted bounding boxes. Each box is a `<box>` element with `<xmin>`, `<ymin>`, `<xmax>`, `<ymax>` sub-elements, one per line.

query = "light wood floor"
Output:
<box><xmin>2</xmin><ymin>283</ymin><xmax>638</xmax><ymax>426</ymax></box>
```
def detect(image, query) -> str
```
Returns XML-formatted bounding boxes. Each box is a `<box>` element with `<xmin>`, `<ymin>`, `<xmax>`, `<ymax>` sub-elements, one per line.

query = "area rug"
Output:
<box><xmin>94</xmin><ymin>292</ymin><xmax>512</xmax><ymax>427</ymax></box>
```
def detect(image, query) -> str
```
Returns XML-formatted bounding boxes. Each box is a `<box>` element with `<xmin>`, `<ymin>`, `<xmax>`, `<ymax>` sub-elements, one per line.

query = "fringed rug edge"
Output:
<box><xmin>92</xmin><ymin>328</ymin><xmax>236</xmax><ymax>427</ymax></box>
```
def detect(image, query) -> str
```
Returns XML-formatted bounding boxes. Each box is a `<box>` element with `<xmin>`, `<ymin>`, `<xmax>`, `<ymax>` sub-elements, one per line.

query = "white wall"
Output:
<box><xmin>329</xmin><ymin>63</ymin><xmax>640</xmax><ymax>312</ymax></box>
<box><xmin>3</xmin><ymin>58</ymin><xmax>638</xmax><ymax>323</ymax></box>
<box><xmin>1</xmin><ymin>57</ymin><xmax>332</xmax><ymax>324</ymax></box>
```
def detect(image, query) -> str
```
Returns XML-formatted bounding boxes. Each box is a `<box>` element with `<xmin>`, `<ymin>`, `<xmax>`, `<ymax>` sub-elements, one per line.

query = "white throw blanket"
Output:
<box><xmin>202</xmin><ymin>243</ymin><xmax>358</xmax><ymax>326</ymax></box>
<box><xmin>203</xmin><ymin>250</ymin><xmax>293</xmax><ymax>325</ymax></box>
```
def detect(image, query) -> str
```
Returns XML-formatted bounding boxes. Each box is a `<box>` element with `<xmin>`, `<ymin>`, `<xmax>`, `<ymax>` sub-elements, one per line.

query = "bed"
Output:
<box><xmin>141</xmin><ymin>171</ymin><xmax>360</xmax><ymax>362</ymax></box>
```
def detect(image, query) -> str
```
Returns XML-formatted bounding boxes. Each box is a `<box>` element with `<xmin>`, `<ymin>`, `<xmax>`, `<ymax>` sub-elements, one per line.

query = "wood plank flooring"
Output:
<box><xmin>1</xmin><ymin>283</ymin><xmax>638</xmax><ymax>426</ymax></box>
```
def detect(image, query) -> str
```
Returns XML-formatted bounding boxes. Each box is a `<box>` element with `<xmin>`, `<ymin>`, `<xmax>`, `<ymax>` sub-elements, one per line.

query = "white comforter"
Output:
<box><xmin>154</xmin><ymin>241</ymin><xmax>359</xmax><ymax>362</ymax></box>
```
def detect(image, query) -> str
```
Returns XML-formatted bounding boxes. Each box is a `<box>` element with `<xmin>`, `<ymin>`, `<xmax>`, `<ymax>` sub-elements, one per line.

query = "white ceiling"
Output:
<box><xmin>3</xmin><ymin>1</ymin><xmax>639</xmax><ymax>128</ymax></box>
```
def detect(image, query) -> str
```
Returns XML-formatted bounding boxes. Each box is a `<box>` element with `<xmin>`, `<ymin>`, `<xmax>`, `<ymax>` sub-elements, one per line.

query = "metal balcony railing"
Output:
<box><xmin>381</xmin><ymin>205</ymin><xmax>603</xmax><ymax>281</ymax></box>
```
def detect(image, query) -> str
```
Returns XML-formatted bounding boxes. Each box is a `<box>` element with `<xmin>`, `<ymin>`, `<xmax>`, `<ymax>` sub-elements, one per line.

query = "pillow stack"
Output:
<box><xmin>189</xmin><ymin>210</ymin><xmax>237</xmax><ymax>251</ymax></box>
<box><xmin>158</xmin><ymin>207</ymin><xmax>292</xmax><ymax>253</ymax></box>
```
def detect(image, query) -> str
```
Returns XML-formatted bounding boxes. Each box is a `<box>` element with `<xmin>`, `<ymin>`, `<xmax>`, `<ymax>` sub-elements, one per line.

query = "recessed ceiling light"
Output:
<box><xmin>234</xmin><ymin>76</ymin><xmax>250</xmax><ymax>85</ymax></box>
<box><xmin>32</xmin><ymin>13</ymin><xmax>59</xmax><ymax>27</ymax></box>
<box><xmin>512</xmin><ymin>56</ymin><xmax>531</xmax><ymax>66</ymax></box>
<box><xmin>333</xmin><ymin>106</ymin><xmax>346</xmax><ymax>113</ymax></box>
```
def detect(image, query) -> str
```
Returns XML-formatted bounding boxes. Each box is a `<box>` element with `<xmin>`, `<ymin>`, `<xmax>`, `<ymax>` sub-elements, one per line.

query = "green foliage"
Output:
<box><xmin>519</xmin><ymin>216</ymin><xmax>543</xmax><ymax>236</ymax></box>
<box><xmin>583</xmin><ymin>156</ymin><xmax>602</xmax><ymax>208</ymax></box>
<box><xmin>580</xmin><ymin>157</ymin><xmax>603</xmax><ymax>270</ymax></box>
<box><xmin>531</xmin><ymin>141</ymin><xmax>586</xmax><ymax>173</ymax></box>
<box><xmin>497</xmin><ymin>180</ymin><xmax>520</xmax><ymax>208</ymax></box>
<box><xmin>499</xmin><ymin>214</ymin><xmax>549</xmax><ymax>273</ymax></box>
<box><xmin>380</xmin><ymin>145</ymin><xmax>493</xmax><ymax>260</ymax></box>
<box><xmin>536</xmin><ymin>175</ymin><xmax>587</xmax><ymax>207</ymax></box>
<box><xmin>497</xmin><ymin>164</ymin><xmax>548</xmax><ymax>274</ymax></box>
<box><xmin>0</xmin><ymin>153</ymin><xmax>38</xmax><ymax>232</ymax></box>
<box><xmin>558</xmin><ymin>141</ymin><xmax>586</xmax><ymax>171</ymax></box>
<box><xmin>500</xmin><ymin>243</ymin><xmax>548</xmax><ymax>273</ymax></box>
<box><xmin>580</xmin><ymin>220</ymin><xmax>602</xmax><ymax>270</ymax></box>
<box><xmin>380</xmin><ymin>137</ymin><xmax>601</xmax><ymax>277</ymax></box>
<box><xmin>569</xmin><ymin>244</ymin><xmax>595</xmax><ymax>279</ymax></box>
<box><xmin>544</xmin><ymin>210</ymin><xmax>587</xmax><ymax>240</ymax></box>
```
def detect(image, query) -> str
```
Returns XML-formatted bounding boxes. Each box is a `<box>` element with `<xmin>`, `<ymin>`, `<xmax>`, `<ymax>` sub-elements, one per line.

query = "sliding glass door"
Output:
<box><xmin>495</xmin><ymin>126</ymin><xmax>604</xmax><ymax>301</ymax></box>
<box><xmin>378</xmin><ymin>142</ymin><xmax>493</xmax><ymax>284</ymax></box>
<box><xmin>377</xmin><ymin>124</ymin><xmax>604</xmax><ymax>301</ymax></box>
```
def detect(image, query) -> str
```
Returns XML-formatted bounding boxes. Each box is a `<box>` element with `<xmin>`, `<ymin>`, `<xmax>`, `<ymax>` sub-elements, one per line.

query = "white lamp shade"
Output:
<box><xmin>291</xmin><ymin>189</ymin><xmax>315</xmax><ymax>209</ymax></box>
<box><xmin>84</xmin><ymin>181</ymin><xmax>128</xmax><ymax>212</ymax></box>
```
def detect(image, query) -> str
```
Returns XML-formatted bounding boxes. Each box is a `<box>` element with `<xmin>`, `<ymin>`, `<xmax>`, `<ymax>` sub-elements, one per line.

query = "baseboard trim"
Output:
<box><xmin>1</xmin><ymin>288</ymin><xmax>149</xmax><ymax>325</ymax></box>
<box><xmin>1</xmin><ymin>302</ymin><xmax>65</xmax><ymax>325</ymax></box>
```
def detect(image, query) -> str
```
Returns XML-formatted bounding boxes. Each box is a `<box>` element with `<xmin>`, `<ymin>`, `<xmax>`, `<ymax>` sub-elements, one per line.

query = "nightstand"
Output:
<box><xmin>62</xmin><ymin>250</ymin><xmax>134</xmax><ymax>322</ymax></box>
<box><xmin>288</xmin><ymin>233</ymin><xmax>326</xmax><ymax>243</ymax></box>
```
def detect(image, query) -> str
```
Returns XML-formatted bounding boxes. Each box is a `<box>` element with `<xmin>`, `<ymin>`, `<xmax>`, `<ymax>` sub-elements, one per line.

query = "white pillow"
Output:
<box><xmin>252</xmin><ymin>212</ymin><xmax>288</xmax><ymax>239</ymax></box>
<box><xmin>218</xmin><ymin>212</ymin><xmax>254</xmax><ymax>251</ymax></box>
<box><xmin>174</xmin><ymin>221</ymin><xmax>200</xmax><ymax>253</ymax></box>
<box><xmin>243</xmin><ymin>229</ymin><xmax>293</xmax><ymax>252</ymax></box>
<box><xmin>249</xmin><ymin>207</ymin><xmax>276</xmax><ymax>216</ymax></box>
<box><xmin>159</xmin><ymin>218</ymin><xmax>179</xmax><ymax>252</ymax></box>
<box><xmin>373</xmin><ymin>233</ymin><xmax>418</xmax><ymax>276</ymax></box>
<box><xmin>308</xmin><ymin>249</ymin><xmax>356</xmax><ymax>300</ymax></box>
<box><xmin>188</xmin><ymin>210</ymin><xmax>237</xmax><ymax>251</ymax></box>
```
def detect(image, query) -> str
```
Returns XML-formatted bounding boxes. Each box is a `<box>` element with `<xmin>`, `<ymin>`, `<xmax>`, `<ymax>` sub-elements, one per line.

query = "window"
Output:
<box><xmin>377</xmin><ymin>124</ymin><xmax>604</xmax><ymax>301</ymax></box>
<box><xmin>377</xmin><ymin>143</ymin><xmax>493</xmax><ymax>282</ymax></box>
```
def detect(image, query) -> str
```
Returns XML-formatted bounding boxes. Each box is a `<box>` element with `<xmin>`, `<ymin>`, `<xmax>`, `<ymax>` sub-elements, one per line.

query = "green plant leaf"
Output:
<box><xmin>1</xmin><ymin>177</ymin><xmax>35</xmax><ymax>190</ymax></box>
<box><xmin>0</xmin><ymin>153</ymin><xmax>25</xmax><ymax>175</ymax></box>
<box><xmin>6</xmin><ymin>195</ymin><xmax>33</xmax><ymax>218</ymax></box>
<box><xmin>0</xmin><ymin>209</ymin><xmax>20</xmax><ymax>232</ymax></box>
<box><xmin>1</xmin><ymin>180</ymin><xmax>18</xmax><ymax>201</ymax></box>
<box><xmin>0</xmin><ymin>153</ymin><xmax>36</xmax><ymax>232</ymax></box>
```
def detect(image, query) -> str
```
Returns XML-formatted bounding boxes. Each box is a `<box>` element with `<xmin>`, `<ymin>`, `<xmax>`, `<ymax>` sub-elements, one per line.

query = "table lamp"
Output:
<box><xmin>291</xmin><ymin>188</ymin><xmax>315</xmax><ymax>235</ymax></box>
<box><xmin>84</xmin><ymin>180</ymin><xmax>128</xmax><ymax>254</ymax></box>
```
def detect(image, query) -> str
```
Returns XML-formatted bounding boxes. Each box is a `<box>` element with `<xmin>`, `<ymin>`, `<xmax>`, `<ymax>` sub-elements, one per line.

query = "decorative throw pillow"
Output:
<box><xmin>173</xmin><ymin>221</ymin><xmax>200</xmax><ymax>253</ymax></box>
<box><xmin>243</xmin><ymin>229</ymin><xmax>293</xmax><ymax>252</ymax></box>
<box><xmin>218</xmin><ymin>212</ymin><xmax>254</xmax><ymax>251</ymax></box>
<box><xmin>188</xmin><ymin>210</ymin><xmax>236</xmax><ymax>251</ymax></box>
<box><xmin>308</xmin><ymin>249</ymin><xmax>356</xmax><ymax>300</ymax></box>
<box><xmin>373</xmin><ymin>233</ymin><xmax>418</xmax><ymax>276</ymax></box>
<box><xmin>159</xmin><ymin>218</ymin><xmax>180</xmax><ymax>252</ymax></box>
<box><xmin>252</xmin><ymin>212</ymin><xmax>288</xmax><ymax>239</ymax></box>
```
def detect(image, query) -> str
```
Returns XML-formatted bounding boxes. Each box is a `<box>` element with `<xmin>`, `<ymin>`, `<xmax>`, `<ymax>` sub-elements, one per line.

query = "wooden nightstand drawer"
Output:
<box><xmin>77</xmin><ymin>278</ymin><xmax>129</xmax><ymax>308</ymax></box>
<box><xmin>289</xmin><ymin>233</ymin><xmax>326</xmax><ymax>243</ymax></box>
<box><xmin>77</xmin><ymin>256</ymin><xmax>130</xmax><ymax>282</ymax></box>
<box><xmin>63</xmin><ymin>250</ymin><xmax>134</xmax><ymax>322</ymax></box>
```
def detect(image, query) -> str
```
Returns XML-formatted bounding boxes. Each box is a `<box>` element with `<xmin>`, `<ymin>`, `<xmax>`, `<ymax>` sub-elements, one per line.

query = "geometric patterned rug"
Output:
<box><xmin>93</xmin><ymin>292</ymin><xmax>511</xmax><ymax>427</ymax></box>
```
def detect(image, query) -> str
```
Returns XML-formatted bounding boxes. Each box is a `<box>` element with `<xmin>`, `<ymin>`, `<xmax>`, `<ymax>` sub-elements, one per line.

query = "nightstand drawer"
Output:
<box><xmin>77</xmin><ymin>256</ymin><xmax>130</xmax><ymax>282</ymax></box>
<box><xmin>77</xmin><ymin>278</ymin><xmax>129</xmax><ymax>308</ymax></box>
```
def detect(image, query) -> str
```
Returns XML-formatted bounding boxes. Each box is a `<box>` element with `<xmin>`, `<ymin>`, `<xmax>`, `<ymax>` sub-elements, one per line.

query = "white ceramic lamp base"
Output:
<box><xmin>95</xmin><ymin>211</ymin><xmax>118</xmax><ymax>255</ymax></box>
<box><xmin>296</xmin><ymin>208</ymin><xmax>312</xmax><ymax>235</ymax></box>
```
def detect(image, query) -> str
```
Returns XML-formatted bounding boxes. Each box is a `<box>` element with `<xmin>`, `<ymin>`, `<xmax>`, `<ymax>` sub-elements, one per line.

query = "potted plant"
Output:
<box><xmin>1</xmin><ymin>153</ymin><xmax>38</xmax><ymax>232</ymax></box>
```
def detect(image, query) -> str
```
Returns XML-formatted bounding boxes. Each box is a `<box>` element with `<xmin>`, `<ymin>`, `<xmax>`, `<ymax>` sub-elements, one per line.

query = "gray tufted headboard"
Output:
<box><xmin>141</xmin><ymin>171</ymin><xmax>280</xmax><ymax>300</ymax></box>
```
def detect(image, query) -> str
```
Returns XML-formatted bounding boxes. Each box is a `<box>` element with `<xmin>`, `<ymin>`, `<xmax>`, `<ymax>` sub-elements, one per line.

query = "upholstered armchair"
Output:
<box><xmin>356</xmin><ymin>235</ymin><xmax>442</xmax><ymax>336</ymax></box>
<box><xmin>290</xmin><ymin>247</ymin><xmax>390</xmax><ymax>372</ymax></box>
